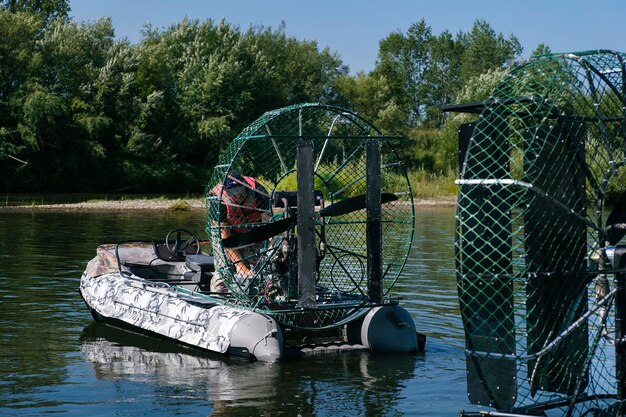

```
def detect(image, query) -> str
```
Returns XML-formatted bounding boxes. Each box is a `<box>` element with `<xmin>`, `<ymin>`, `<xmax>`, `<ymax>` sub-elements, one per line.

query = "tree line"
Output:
<box><xmin>0</xmin><ymin>1</ymin><xmax>541</xmax><ymax>193</ymax></box>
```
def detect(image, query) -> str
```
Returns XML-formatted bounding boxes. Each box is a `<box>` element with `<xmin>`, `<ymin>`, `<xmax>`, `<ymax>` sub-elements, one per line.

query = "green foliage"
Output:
<box><xmin>268</xmin><ymin>161</ymin><xmax>366</xmax><ymax>201</ymax></box>
<box><xmin>437</xmin><ymin>67</ymin><xmax>510</xmax><ymax>175</ymax></box>
<box><xmin>169</xmin><ymin>199</ymin><xmax>191</xmax><ymax>211</ymax></box>
<box><xmin>0</xmin><ymin>0</ymin><xmax>69</xmax><ymax>23</ymax></box>
<box><xmin>407</xmin><ymin>128</ymin><xmax>456</xmax><ymax>174</ymax></box>
<box><xmin>360</xmin><ymin>18</ymin><xmax>521</xmax><ymax>131</ymax></box>
<box><xmin>0</xmin><ymin>13</ymin><xmax>348</xmax><ymax>193</ymax></box>
<box><xmin>456</xmin><ymin>67</ymin><xmax>509</xmax><ymax>103</ymax></box>
<box><xmin>408</xmin><ymin>168</ymin><xmax>458</xmax><ymax>198</ymax></box>
<box><xmin>531</xmin><ymin>43</ymin><xmax>552</xmax><ymax>57</ymax></box>
<box><xmin>458</xmin><ymin>20</ymin><xmax>521</xmax><ymax>83</ymax></box>
<box><xmin>333</xmin><ymin>72</ymin><xmax>404</xmax><ymax>134</ymax></box>
<box><xmin>0</xmin><ymin>11</ymin><xmax>539</xmax><ymax>196</ymax></box>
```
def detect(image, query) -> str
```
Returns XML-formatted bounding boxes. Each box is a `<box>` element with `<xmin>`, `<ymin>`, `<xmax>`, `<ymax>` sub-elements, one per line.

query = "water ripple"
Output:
<box><xmin>0</xmin><ymin>208</ymin><xmax>475</xmax><ymax>417</ymax></box>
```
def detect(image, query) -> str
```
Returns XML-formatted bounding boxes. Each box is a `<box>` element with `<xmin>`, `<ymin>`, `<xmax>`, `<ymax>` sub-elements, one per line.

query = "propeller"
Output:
<box><xmin>222</xmin><ymin>217</ymin><xmax>294</xmax><ymax>249</ymax></box>
<box><xmin>604</xmin><ymin>190</ymin><xmax>626</xmax><ymax>246</ymax></box>
<box><xmin>319</xmin><ymin>192</ymin><xmax>398</xmax><ymax>217</ymax></box>
<box><xmin>221</xmin><ymin>192</ymin><xmax>398</xmax><ymax>248</ymax></box>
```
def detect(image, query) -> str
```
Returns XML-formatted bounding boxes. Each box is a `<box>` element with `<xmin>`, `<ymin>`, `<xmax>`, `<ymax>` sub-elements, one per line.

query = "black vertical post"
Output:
<box><xmin>366</xmin><ymin>139</ymin><xmax>383</xmax><ymax>303</ymax></box>
<box><xmin>297</xmin><ymin>139</ymin><xmax>316</xmax><ymax>308</ymax></box>
<box><xmin>458</xmin><ymin>122</ymin><xmax>475</xmax><ymax>176</ymax></box>
<box><xmin>614</xmin><ymin>247</ymin><xmax>626</xmax><ymax>412</ymax></box>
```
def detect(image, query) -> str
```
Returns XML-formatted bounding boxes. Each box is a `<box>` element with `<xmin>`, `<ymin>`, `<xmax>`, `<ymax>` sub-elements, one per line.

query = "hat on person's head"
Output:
<box><xmin>224</xmin><ymin>172</ymin><xmax>244</xmax><ymax>188</ymax></box>
<box><xmin>224</xmin><ymin>172</ymin><xmax>246</xmax><ymax>196</ymax></box>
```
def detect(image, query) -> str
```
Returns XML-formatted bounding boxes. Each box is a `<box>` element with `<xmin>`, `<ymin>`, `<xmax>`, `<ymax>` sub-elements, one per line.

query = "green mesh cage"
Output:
<box><xmin>454</xmin><ymin>50</ymin><xmax>626</xmax><ymax>416</ymax></box>
<box><xmin>205</xmin><ymin>103</ymin><xmax>414</xmax><ymax>330</ymax></box>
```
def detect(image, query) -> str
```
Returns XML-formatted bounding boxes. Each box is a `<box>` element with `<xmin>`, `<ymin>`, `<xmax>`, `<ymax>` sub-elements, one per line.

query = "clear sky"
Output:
<box><xmin>69</xmin><ymin>0</ymin><xmax>624</xmax><ymax>74</ymax></box>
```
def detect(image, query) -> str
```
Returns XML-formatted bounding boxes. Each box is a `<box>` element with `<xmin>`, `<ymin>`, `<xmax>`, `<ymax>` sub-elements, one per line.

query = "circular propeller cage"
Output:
<box><xmin>455</xmin><ymin>50</ymin><xmax>626</xmax><ymax>415</ymax></box>
<box><xmin>205</xmin><ymin>103</ymin><xmax>414</xmax><ymax>330</ymax></box>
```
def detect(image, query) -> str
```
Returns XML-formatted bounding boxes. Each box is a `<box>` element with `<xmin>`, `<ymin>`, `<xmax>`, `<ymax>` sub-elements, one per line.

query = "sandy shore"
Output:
<box><xmin>2</xmin><ymin>196</ymin><xmax>456</xmax><ymax>212</ymax></box>
<box><xmin>2</xmin><ymin>199</ymin><xmax>205</xmax><ymax>212</ymax></box>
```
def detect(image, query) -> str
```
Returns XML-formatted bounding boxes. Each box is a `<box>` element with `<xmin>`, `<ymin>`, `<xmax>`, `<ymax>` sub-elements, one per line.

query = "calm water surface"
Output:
<box><xmin>0</xmin><ymin>208</ymin><xmax>478</xmax><ymax>416</ymax></box>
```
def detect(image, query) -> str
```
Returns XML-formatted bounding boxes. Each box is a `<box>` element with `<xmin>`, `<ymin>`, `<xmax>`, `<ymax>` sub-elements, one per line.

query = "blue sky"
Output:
<box><xmin>70</xmin><ymin>0</ymin><xmax>624</xmax><ymax>74</ymax></box>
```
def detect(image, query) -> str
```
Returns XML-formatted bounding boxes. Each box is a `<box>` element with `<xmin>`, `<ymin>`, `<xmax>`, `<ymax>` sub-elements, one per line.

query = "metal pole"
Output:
<box><xmin>366</xmin><ymin>139</ymin><xmax>383</xmax><ymax>303</ymax></box>
<box><xmin>297</xmin><ymin>139</ymin><xmax>316</xmax><ymax>308</ymax></box>
<box><xmin>614</xmin><ymin>247</ymin><xmax>626</xmax><ymax>414</ymax></box>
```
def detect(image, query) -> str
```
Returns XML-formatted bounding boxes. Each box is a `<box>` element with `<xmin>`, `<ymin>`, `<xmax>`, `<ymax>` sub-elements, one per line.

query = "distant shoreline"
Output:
<box><xmin>1</xmin><ymin>196</ymin><xmax>457</xmax><ymax>212</ymax></box>
<box><xmin>1</xmin><ymin>199</ymin><xmax>206</xmax><ymax>212</ymax></box>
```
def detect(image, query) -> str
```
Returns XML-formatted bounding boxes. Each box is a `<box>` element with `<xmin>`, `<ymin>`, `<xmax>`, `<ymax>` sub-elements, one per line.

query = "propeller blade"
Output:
<box><xmin>221</xmin><ymin>217</ymin><xmax>295</xmax><ymax>248</ymax></box>
<box><xmin>320</xmin><ymin>192</ymin><xmax>398</xmax><ymax>217</ymax></box>
<box><xmin>221</xmin><ymin>193</ymin><xmax>398</xmax><ymax>248</ymax></box>
<box><xmin>605</xmin><ymin>190</ymin><xmax>626</xmax><ymax>245</ymax></box>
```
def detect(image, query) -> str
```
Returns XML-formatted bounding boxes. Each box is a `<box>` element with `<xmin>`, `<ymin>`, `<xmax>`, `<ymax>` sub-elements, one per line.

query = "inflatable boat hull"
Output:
<box><xmin>80</xmin><ymin>272</ymin><xmax>283</xmax><ymax>362</ymax></box>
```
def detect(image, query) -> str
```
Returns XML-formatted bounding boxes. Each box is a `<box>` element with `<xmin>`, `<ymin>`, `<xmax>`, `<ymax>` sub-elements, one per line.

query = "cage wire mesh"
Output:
<box><xmin>205</xmin><ymin>103</ymin><xmax>414</xmax><ymax>330</ymax></box>
<box><xmin>455</xmin><ymin>50</ymin><xmax>626</xmax><ymax>416</ymax></box>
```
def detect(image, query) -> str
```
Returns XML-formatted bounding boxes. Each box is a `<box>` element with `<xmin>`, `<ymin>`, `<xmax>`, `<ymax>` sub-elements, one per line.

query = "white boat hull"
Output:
<box><xmin>79</xmin><ymin>243</ymin><xmax>422</xmax><ymax>362</ymax></box>
<box><xmin>80</xmin><ymin>272</ymin><xmax>284</xmax><ymax>362</ymax></box>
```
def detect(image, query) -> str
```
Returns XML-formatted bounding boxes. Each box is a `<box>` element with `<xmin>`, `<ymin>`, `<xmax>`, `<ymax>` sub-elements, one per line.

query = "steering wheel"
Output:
<box><xmin>165</xmin><ymin>228</ymin><xmax>201</xmax><ymax>260</ymax></box>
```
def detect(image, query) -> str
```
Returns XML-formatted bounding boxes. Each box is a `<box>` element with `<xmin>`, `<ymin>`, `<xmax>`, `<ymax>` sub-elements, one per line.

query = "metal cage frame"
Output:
<box><xmin>450</xmin><ymin>50</ymin><xmax>626</xmax><ymax>417</ymax></box>
<box><xmin>204</xmin><ymin>103</ymin><xmax>415</xmax><ymax>330</ymax></box>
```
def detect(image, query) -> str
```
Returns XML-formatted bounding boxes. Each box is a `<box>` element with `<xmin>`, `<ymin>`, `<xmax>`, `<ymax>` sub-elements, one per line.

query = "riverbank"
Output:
<box><xmin>1</xmin><ymin>198</ymin><xmax>205</xmax><ymax>212</ymax></box>
<box><xmin>1</xmin><ymin>196</ymin><xmax>457</xmax><ymax>212</ymax></box>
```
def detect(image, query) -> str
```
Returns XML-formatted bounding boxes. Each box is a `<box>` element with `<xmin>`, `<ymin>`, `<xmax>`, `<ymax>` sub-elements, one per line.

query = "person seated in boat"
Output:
<box><xmin>210</xmin><ymin>171</ymin><xmax>270</xmax><ymax>292</ymax></box>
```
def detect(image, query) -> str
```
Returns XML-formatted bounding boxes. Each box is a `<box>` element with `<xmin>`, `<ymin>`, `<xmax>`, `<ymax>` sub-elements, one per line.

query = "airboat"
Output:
<box><xmin>448</xmin><ymin>50</ymin><xmax>626</xmax><ymax>417</ymax></box>
<box><xmin>80</xmin><ymin>103</ymin><xmax>422</xmax><ymax>362</ymax></box>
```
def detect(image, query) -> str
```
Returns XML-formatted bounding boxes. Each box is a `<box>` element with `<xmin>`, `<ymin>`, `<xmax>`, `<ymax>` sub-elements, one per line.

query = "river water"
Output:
<box><xmin>0</xmin><ymin>207</ymin><xmax>479</xmax><ymax>416</ymax></box>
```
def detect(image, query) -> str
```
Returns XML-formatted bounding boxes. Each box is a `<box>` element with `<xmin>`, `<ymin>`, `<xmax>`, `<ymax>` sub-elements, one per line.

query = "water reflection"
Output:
<box><xmin>0</xmin><ymin>208</ymin><xmax>470</xmax><ymax>416</ymax></box>
<box><xmin>0</xmin><ymin>210</ymin><xmax>207</xmax><ymax>415</ymax></box>
<box><xmin>401</xmin><ymin>208</ymin><xmax>464</xmax><ymax>346</ymax></box>
<box><xmin>81</xmin><ymin>322</ymin><xmax>418</xmax><ymax>416</ymax></box>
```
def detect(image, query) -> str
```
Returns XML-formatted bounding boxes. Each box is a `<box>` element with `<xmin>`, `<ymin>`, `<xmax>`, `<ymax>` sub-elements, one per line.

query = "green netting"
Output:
<box><xmin>455</xmin><ymin>50</ymin><xmax>626</xmax><ymax>416</ymax></box>
<box><xmin>205</xmin><ymin>103</ymin><xmax>415</xmax><ymax>330</ymax></box>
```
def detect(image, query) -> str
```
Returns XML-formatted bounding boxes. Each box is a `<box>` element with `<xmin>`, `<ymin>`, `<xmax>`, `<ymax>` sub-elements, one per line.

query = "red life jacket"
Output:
<box><xmin>212</xmin><ymin>176</ymin><xmax>262</xmax><ymax>230</ymax></box>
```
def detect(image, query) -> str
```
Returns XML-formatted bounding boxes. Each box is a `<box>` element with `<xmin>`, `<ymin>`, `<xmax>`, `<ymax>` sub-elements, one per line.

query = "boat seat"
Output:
<box><xmin>185</xmin><ymin>254</ymin><xmax>215</xmax><ymax>272</ymax></box>
<box><xmin>184</xmin><ymin>254</ymin><xmax>215</xmax><ymax>292</ymax></box>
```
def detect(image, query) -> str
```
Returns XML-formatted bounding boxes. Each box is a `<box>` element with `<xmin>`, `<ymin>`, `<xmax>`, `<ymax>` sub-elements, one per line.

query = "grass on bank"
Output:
<box><xmin>169</xmin><ymin>199</ymin><xmax>193</xmax><ymax>211</ymax></box>
<box><xmin>407</xmin><ymin>170</ymin><xmax>458</xmax><ymax>199</ymax></box>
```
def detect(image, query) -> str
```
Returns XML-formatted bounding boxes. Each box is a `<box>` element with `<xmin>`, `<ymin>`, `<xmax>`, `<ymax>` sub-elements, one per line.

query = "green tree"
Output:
<box><xmin>119</xmin><ymin>19</ymin><xmax>348</xmax><ymax>192</ymax></box>
<box><xmin>459</xmin><ymin>19</ymin><xmax>522</xmax><ymax>84</ymax></box>
<box><xmin>372</xmin><ymin>18</ymin><xmax>521</xmax><ymax>130</ymax></box>
<box><xmin>0</xmin><ymin>0</ymin><xmax>70</xmax><ymax>22</ymax></box>
<box><xmin>0</xmin><ymin>10</ymin><xmax>43</xmax><ymax>189</ymax></box>
<box><xmin>13</xmin><ymin>17</ymin><xmax>117</xmax><ymax>191</ymax></box>
<box><xmin>0</xmin><ymin>12</ymin><xmax>526</xmax><ymax>195</ymax></box>
<box><xmin>373</xmin><ymin>19</ymin><xmax>434</xmax><ymax>127</ymax></box>
<box><xmin>246</xmin><ymin>22</ymin><xmax>347</xmax><ymax>119</ymax></box>
<box><xmin>531</xmin><ymin>43</ymin><xmax>552</xmax><ymax>57</ymax></box>
<box><xmin>438</xmin><ymin>67</ymin><xmax>510</xmax><ymax>175</ymax></box>
<box><xmin>333</xmin><ymin>71</ymin><xmax>404</xmax><ymax>134</ymax></box>
<box><xmin>423</xmin><ymin>30</ymin><xmax>463</xmax><ymax>127</ymax></box>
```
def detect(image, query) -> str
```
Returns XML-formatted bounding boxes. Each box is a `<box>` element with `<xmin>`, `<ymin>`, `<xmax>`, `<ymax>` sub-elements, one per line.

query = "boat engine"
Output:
<box><xmin>261</xmin><ymin>236</ymin><xmax>295</xmax><ymax>302</ymax></box>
